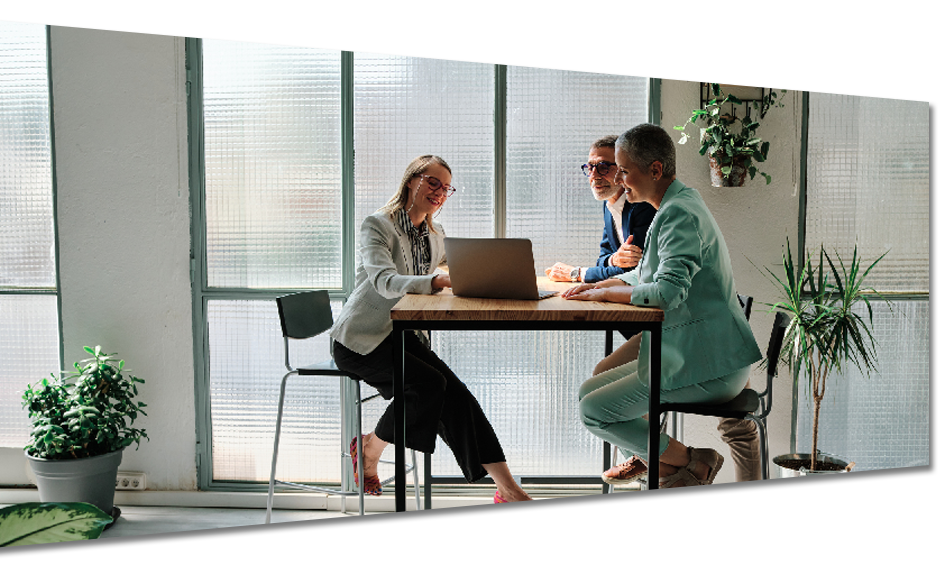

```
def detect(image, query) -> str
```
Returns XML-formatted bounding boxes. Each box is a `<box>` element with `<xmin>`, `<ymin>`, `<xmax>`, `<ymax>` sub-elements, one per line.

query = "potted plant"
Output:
<box><xmin>22</xmin><ymin>346</ymin><xmax>148</xmax><ymax>516</ymax></box>
<box><xmin>762</xmin><ymin>240</ymin><xmax>888</xmax><ymax>476</ymax></box>
<box><xmin>674</xmin><ymin>83</ymin><xmax>786</xmax><ymax>187</ymax></box>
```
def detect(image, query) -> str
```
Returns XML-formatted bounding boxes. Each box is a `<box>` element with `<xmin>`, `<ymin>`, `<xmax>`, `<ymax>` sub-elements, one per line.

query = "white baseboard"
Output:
<box><xmin>0</xmin><ymin>488</ymin><xmax>494</xmax><ymax>512</ymax></box>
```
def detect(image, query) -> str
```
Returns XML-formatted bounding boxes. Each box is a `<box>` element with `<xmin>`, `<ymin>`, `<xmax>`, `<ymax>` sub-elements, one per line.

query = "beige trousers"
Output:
<box><xmin>717</xmin><ymin>379</ymin><xmax>762</xmax><ymax>481</ymax></box>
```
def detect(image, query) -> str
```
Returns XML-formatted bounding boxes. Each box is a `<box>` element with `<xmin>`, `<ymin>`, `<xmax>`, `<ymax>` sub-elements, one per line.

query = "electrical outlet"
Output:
<box><xmin>115</xmin><ymin>471</ymin><xmax>147</xmax><ymax>491</ymax></box>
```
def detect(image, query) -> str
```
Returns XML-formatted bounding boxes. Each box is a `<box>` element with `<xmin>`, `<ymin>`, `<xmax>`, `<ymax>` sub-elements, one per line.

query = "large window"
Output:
<box><xmin>193</xmin><ymin>38</ymin><xmax>651</xmax><ymax>487</ymax></box>
<box><xmin>0</xmin><ymin>22</ymin><xmax>59</xmax><ymax>448</ymax></box>
<box><xmin>798</xmin><ymin>93</ymin><xmax>929</xmax><ymax>470</ymax></box>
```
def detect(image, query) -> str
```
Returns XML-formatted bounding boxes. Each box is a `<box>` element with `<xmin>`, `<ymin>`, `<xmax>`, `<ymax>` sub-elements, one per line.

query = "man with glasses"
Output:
<box><xmin>546</xmin><ymin>135</ymin><xmax>655</xmax><ymax>285</ymax></box>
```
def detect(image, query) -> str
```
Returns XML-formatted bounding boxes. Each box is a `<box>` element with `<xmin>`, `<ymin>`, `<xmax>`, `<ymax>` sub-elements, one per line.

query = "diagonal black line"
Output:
<box><xmin>11</xmin><ymin>465</ymin><xmax>929</xmax><ymax>550</ymax></box>
<box><xmin>0</xmin><ymin>18</ymin><xmax>928</xmax><ymax>103</ymax></box>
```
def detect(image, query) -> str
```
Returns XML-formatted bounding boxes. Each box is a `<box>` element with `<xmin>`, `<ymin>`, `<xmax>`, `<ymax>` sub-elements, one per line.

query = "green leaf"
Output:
<box><xmin>0</xmin><ymin>502</ymin><xmax>112</xmax><ymax>547</ymax></box>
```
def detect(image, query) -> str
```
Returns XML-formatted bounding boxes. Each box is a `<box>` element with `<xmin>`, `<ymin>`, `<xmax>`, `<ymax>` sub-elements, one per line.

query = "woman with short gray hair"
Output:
<box><xmin>565</xmin><ymin>124</ymin><xmax>761</xmax><ymax>488</ymax></box>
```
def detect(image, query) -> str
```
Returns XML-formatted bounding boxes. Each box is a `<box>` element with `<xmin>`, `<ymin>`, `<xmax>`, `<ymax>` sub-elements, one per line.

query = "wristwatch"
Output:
<box><xmin>569</xmin><ymin>267</ymin><xmax>581</xmax><ymax>282</ymax></box>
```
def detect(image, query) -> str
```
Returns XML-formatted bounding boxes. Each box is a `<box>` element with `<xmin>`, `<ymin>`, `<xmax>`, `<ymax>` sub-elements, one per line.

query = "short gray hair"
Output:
<box><xmin>590</xmin><ymin>135</ymin><xmax>619</xmax><ymax>151</ymax></box>
<box><xmin>615</xmin><ymin>124</ymin><xmax>676</xmax><ymax>177</ymax></box>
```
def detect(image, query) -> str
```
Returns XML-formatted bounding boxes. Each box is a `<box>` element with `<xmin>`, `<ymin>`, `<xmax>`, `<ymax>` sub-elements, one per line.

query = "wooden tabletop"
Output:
<box><xmin>390</xmin><ymin>277</ymin><xmax>664</xmax><ymax>323</ymax></box>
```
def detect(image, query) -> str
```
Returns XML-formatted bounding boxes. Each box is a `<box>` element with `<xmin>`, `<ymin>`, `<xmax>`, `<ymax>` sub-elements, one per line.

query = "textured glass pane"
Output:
<box><xmin>203</xmin><ymin>41</ymin><xmax>341</xmax><ymax>289</ymax></box>
<box><xmin>805</xmin><ymin>94</ymin><xmax>929</xmax><ymax>291</ymax></box>
<box><xmin>353</xmin><ymin>54</ymin><xmax>495</xmax><ymax>241</ymax></box>
<box><xmin>208</xmin><ymin>299</ymin><xmax>344</xmax><ymax>483</ymax></box>
<box><xmin>795</xmin><ymin>300</ymin><xmax>929</xmax><ymax>471</ymax></box>
<box><xmin>430</xmin><ymin>330</ymin><xmax>629</xmax><ymax>477</ymax></box>
<box><xmin>418</xmin><ymin>68</ymin><xmax>649</xmax><ymax>478</ymax></box>
<box><xmin>0</xmin><ymin>22</ymin><xmax>54</xmax><ymax>288</ymax></box>
<box><xmin>0</xmin><ymin>295</ymin><xmax>60</xmax><ymax>447</ymax></box>
<box><xmin>352</xmin><ymin>54</ymin><xmax>497</xmax><ymax>478</ymax></box>
<box><xmin>507</xmin><ymin>67</ymin><xmax>648</xmax><ymax>272</ymax></box>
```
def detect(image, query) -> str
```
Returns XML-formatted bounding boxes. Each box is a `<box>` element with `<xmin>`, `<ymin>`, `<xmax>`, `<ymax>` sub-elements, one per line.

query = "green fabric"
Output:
<box><xmin>618</xmin><ymin>180</ymin><xmax>762</xmax><ymax>389</ymax></box>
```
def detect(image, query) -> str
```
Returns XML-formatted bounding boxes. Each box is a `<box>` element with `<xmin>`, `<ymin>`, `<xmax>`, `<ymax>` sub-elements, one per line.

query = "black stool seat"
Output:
<box><xmin>665</xmin><ymin>388</ymin><xmax>760</xmax><ymax>420</ymax></box>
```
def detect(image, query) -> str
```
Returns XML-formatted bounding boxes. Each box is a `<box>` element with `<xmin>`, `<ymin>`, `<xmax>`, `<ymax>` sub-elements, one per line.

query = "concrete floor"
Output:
<box><xmin>101</xmin><ymin>506</ymin><xmax>928</xmax><ymax>550</ymax></box>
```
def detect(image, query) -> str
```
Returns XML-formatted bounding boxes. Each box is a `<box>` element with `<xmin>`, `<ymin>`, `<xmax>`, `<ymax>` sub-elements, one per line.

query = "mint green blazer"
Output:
<box><xmin>617</xmin><ymin>180</ymin><xmax>762</xmax><ymax>389</ymax></box>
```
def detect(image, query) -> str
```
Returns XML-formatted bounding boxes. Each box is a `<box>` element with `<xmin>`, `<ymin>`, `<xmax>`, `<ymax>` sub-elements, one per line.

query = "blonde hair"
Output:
<box><xmin>378</xmin><ymin>154</ymin><xmax>452</xmax><ymax>233</ymax></box>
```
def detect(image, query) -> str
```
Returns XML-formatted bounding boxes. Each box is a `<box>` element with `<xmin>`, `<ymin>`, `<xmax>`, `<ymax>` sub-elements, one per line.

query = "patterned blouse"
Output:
<box><xmin>394</xmin><ymin>208</ymin><xmax>432</xmax><ymax>276</ymax></box>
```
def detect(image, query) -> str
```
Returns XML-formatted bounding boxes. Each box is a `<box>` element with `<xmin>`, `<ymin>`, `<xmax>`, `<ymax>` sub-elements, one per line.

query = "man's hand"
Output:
<box><xmin>545</xmin><ymin>262</ymin><xmax>576</xmax><ymax>282</ymax></box>
<box><xmin>610</xmin><ymin>235</ymin><xmax>643</xmax><ymax>269</ymax></box>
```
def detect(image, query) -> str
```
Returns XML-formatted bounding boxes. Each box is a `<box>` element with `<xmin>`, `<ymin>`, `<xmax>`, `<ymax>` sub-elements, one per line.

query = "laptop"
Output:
<box><xmin>443</xmin><ymin>237</ymin><xmax>558</xmax><ymax>300</ymax></box>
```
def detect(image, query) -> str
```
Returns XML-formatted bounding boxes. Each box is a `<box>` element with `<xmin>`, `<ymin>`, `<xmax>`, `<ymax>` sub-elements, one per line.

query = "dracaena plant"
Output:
<box><xmin>675</xmin><ymin>83</ymin><xmax>786</xmax><ymax>185</ymax></box>
<box><xmin>22</xmin><ymin>346</ymin><xmax>148</xmax><ymax>460</ymax></box>
<box><xmin>763</xmin><ymin>240</ymin><xmax>888</xmax><ymax>470</ymax></box>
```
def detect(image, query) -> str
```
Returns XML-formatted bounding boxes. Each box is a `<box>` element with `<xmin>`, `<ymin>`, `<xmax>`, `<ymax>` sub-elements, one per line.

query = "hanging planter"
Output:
<box><xmin>707</xmin><ymin>147</ymin><xmax>749</xmax><ymax>187</ymax></box>
<box><xmin>675</xmin><ymin>83</ymin><xmax>785</xmax><ymax>187</ymax></box>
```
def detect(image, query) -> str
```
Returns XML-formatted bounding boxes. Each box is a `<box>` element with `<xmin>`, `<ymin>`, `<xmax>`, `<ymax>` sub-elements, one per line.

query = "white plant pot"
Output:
<box><xmin>773</xmin><ymin>453</ymin><xmax>848</xmax><ymax>537</ymax></box>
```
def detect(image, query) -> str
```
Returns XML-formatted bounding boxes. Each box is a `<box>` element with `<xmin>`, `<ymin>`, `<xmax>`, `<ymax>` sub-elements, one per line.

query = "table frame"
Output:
<box><xmin>390</xmin><ymin>313</ymin><xmax>663</xmax><ymax>512</ymax></box>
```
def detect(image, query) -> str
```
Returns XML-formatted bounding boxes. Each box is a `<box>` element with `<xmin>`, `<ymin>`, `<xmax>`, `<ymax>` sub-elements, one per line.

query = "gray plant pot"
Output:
<box><xmin>26</xmin><ymin>448</ymin><xmax>122</xmax><ymax>514</ymax></box>
<box><xmin>773</xmin><ymin>453</ymin><xmax>848</xmax><ymax>537</ymax></box>
<box><xmin>773</xmin><ymin>452</ymin><xmax>855</xmax><ymax>478</ymax></box>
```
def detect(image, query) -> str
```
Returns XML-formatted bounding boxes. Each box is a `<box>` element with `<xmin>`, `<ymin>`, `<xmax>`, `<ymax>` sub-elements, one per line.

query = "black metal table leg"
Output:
<box><xmin>392</xmin><ymin>327</ymin><xmax>407</xmax><ymax>512</ymax></box>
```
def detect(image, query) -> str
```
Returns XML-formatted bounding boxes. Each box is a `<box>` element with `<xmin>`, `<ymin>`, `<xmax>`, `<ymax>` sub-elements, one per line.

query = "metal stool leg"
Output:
<box><xmin>515</xmin><ymin>478</ymin><xmax>528</xmax><ymax>550</ymax></box>
<box><xmin>411</xmin><ymin>448</ymin><xmax>421</xmax><ymax>510</ymax></box>
<box><xmin>356</xmin><ymin>382</ymin><xmax>365</xmax><ymax>515</ymax></box>
<box><xmin>266</xmin><ymin>372</ymin><xmax>294</xmax><ymax>525</ymax></box>
<box><xmin>752</xmin><ymin>418</ymin><xmax>775</xmax><ymax>549</ymax></box>
<box><xmin>603</xmin><ymin>446</ymin><xmax>619</xmax><ymax>537</ymax></box>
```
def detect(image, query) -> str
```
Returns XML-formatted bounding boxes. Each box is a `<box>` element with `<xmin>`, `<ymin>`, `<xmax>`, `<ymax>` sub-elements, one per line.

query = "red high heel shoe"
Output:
<box><xmin>495</xmin><ymin>491</ymin><xmax>554</xmax><ymax>525</ymax></box>
<box><xmin>350</xmin><ymin>436</ymin><xmax>382</xmax><ymax>496</ymax></box>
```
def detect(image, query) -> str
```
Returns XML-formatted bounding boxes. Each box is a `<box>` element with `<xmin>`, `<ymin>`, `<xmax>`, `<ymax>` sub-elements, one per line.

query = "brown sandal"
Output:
<box><xmin>602</xmin><ymin>455</ymin><xmax>648</xmax><ymax>485</ymax></box>
<box><xmin>658</xmin><ymin>447</ymin><xmax>724</xmax><ymax>488</ymax></box>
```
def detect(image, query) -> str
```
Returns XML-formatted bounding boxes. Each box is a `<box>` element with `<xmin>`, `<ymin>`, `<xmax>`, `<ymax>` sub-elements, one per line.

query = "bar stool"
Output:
<box><xmin>642</xmin><ymin>312</ymin><xmax>791</xmax><ymax>549</ymax></box>
<box><xmin>658</xmin><ymin>310</ymin><xmax>790</xmax><ymax>481</ymax></box>
<box><xmin>265</xmin><ymin>291</ymin><xmax>421</xmax><ymax>523</ymax></box>
<box><xmin>606</xmin><ymin>306</ymin><xmax>791</xmax><ymax>549</ymax></box>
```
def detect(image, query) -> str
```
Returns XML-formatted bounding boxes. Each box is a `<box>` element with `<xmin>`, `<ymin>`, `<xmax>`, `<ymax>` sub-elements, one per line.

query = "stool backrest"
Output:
<box><xmin>737</xmin><ymin>294</ymin><xmax>753</xmax><ymax>320</ymax></box>
<box><xmin>276</xmin><ymin>291</ymin><xmax>334</xmax><ymax>340</ymax></box>
<box><xmin>766</xmin><ymin>311</ymin><xmax>791</xmax><ymax>378</ymax></box>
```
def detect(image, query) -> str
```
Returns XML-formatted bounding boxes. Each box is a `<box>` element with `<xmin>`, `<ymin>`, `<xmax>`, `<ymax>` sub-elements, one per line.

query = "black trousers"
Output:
<box><xmin>332</xmin><ymin>332</ymin><xmax>505</xmax><ymax>483</ymax></box>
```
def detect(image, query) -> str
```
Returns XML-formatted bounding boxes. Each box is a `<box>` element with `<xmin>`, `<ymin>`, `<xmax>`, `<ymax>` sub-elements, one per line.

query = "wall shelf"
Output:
<box><xmin>687</xmin><ymin>20</ymin><xmax>775</xmax><ymax>116</ymax></box>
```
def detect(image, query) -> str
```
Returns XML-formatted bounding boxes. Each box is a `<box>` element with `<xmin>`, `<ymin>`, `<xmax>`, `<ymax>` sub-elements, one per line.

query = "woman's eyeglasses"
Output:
<box><xmin>418</xmin><ymin>175</ymin><xmax>456</xmax><ymax>196</ymax></box>
<box><xmin>581</xmin><ymin>161</ymin><xmax>617</xmax><ymax>177</ymax></box>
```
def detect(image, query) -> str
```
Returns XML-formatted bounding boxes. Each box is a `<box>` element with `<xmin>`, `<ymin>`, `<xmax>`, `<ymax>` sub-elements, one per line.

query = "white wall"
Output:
<box><xmin>26</xmin><ymin>29</ymin><xmax>802</xmax><ymax>492</ymax></box>
<box><xmin>49</xmin><ymin>26</ymin><xmax>197</xmax><ymax>490</ymax></box>
<box><xmin>660</xmin><ymin>79</ymin><xmax>803</xmax><ymax>483</ymax></box>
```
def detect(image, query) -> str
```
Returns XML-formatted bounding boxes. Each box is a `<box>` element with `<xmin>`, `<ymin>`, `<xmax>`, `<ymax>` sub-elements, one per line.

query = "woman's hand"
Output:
<box><xmin>431</xmin><ymin>273</ymin><xmax>451</xmax><ymax>290</ymax></box>
<box><xmin>562</xmin><ymin>282</ymin><xmax>596</xmax><ymax>299</ymax></box>
<box><xmin>562</xmin><ymin>278</ymin><xmax>632</xmax><ymax>303</ymax></box>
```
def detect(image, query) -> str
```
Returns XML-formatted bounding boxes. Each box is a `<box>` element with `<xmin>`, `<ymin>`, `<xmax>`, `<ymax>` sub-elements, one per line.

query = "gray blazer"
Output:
<box><xmin>329</xmin><ymin>211</ymin><xmax>446</xmax><ymax>355</ymax></box>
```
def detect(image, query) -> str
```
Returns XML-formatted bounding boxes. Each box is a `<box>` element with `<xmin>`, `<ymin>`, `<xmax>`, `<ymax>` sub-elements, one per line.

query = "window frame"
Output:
<box><xmin>0</xmin><ymin>23</ymin><xmax>63</xmax><ymax>449</ymax></box>
<box><xmin>187</xmin><ymin>37</ymin><xmax>659</xmax><ymax>491</ymax></box>
<box><xmin>790</xmin><ymin>91</ymin><xmax>929</xmax><ymax>453</ymax></box>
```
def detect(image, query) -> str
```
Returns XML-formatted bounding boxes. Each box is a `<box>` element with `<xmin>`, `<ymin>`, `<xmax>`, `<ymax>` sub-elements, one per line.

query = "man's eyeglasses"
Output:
<box><xmin>581</xmin><ymin>161</ymin><xmax>617</xmax><ymax>177</ymax></box>
<box><xmin>418</xmin><ymin>175</ymin><xmax>456</xmax><ymax>196</ymax></box>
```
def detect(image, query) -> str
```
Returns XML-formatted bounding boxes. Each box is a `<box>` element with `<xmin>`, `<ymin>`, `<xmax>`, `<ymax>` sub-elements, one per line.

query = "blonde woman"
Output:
<box><xmin>330</xmin><ymin>155</ymin><xmax>531</xmax><ymax>503</ymax></box>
